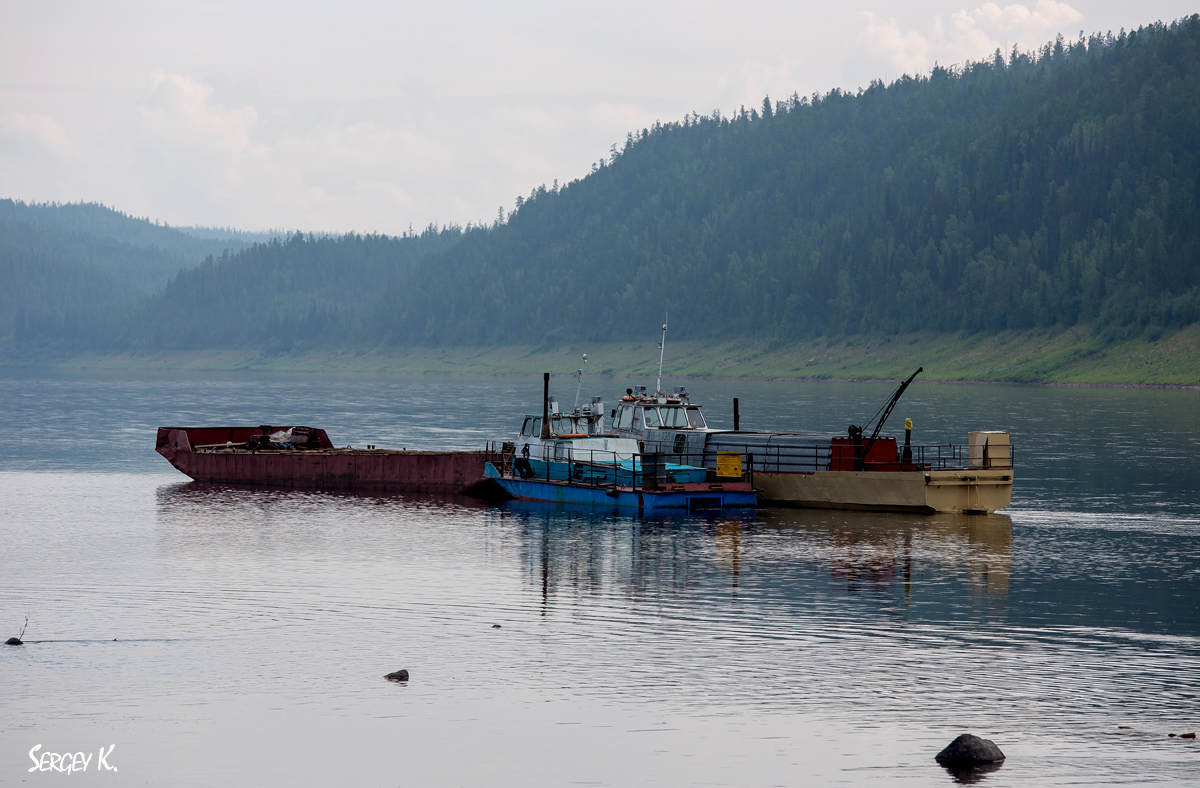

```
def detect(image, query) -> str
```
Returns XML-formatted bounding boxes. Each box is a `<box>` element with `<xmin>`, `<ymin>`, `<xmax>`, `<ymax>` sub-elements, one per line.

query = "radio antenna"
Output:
<box><xmin>573</xmin><ymin>353</ymin><xmax>587</xmax><ymax>412</ymax></box>
<box><xmin>655</xmin><ymin>315</ymin><xmax>668</xmax><ymax>396</ymax></box>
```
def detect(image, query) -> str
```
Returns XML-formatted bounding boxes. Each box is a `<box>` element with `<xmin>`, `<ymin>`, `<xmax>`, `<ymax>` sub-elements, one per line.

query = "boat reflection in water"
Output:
<box><xmin>495</xmin><ymin>501</ymin><xmax>1012</xmax><ymax>617</ymax></box>
<box><xmin>769</xmin><ymin>509</ymin><xmax>1014</xmax><ymax>603</ymax></box>
<box><xmin>155</xmin><ymin>481</ymin><xmax>1010</xmax><ymax>618</ymax></box>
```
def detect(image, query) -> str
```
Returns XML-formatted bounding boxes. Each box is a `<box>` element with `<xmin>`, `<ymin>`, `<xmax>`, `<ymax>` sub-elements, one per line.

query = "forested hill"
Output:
<box><xmin>364</xmin><ymin>17</ymin><xmax>1200</xmax><ymax>346</ymax></box>
<box><xmin>0</xmin><ymin>200</ymin><xmax>272</xmax><ymax>352</ymax></box>
<box><xmin>0</xmin><ymin>200</ymin><xmax>260</xmax><ymax>265</ymax></box>
<box><xmin>123</xmin><ymin>229</ymin><xmax>461</xmax><ymax>352</ymax></box>
<box><xmin>2</xmin><ymin>17</ymin><xmax>1198</xmax><ymax>360</ymax></box>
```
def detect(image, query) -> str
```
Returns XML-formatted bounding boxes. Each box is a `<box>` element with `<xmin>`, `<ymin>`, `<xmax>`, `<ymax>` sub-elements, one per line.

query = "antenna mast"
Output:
<box><xmin>655</xmin><ymin>315</ymin><xmax>667</xmax><ymax>395</ymax></box>
<box><xmin>573</xmin><ymin>354</ymin><xmax>587</xmax><ymax>412</ymax></box>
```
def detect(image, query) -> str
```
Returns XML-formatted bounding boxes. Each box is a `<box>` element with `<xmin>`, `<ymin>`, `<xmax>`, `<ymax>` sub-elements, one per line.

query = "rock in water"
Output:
<box><xmin>384</xmin><ymin>669</ymin><xmax>409</xmax><ymax>682</ymax></box>
<box><xmin>4</xmin><ymin>637</ymin><xmax>21</xmax><ymax>646</ymax></box>
<box><xmin>935</xmin><ymin>734</ymin><xmax>1006</xmax><ymax>765</ymax></box>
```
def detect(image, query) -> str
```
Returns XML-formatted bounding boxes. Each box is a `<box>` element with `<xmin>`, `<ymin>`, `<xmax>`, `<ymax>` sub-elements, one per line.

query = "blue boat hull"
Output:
<box><xmin>485</xmin><ymin>465</ymin><xmax>755</xmax><ymax>512</ymax></box>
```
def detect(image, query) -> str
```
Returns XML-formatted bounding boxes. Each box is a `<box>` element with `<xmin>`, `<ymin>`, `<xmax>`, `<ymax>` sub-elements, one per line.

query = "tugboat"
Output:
<box><xmin>481</xmin><ymin>368</ymin><xmax>756</xmax><ymax>513</ymax></box>
<box><xmin>609</xmin><ymin>325</ymin><xmax>1013</xmax><ymax>514</ymax></box>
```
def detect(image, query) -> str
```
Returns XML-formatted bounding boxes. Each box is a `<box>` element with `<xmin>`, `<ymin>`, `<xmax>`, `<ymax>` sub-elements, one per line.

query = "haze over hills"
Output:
<box><xmin>1</xmin><ymin>16</ymin><xmax>1198</xmax><ymax>382</ymax></box>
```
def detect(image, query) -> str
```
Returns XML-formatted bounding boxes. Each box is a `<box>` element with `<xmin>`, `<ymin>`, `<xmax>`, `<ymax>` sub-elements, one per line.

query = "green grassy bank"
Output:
<box><xmin>10</xmin><ymin>324</ymin><xmax>1200</xmax><ymax>386</ymax></box>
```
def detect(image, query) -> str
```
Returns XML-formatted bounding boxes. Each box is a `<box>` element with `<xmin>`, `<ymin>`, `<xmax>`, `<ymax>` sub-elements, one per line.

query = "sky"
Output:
<box><xmin>0</xmin><ymin>0</ymin><xmax>1194</xmax><ymax>235</ymax></box>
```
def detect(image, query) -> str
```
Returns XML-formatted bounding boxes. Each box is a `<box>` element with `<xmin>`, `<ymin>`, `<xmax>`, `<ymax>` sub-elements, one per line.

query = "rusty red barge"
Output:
<box><xmin>155</xmin><ymin>425</ymin><xmax>489</xmax><ymax>493</ymax></box>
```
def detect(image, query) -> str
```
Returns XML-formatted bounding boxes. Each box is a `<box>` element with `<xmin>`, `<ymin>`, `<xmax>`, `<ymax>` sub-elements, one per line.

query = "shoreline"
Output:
<box><xmin>3</xmin><ymin>324</ymin><xmax>1199</xmax><ymax>388</ymax></box>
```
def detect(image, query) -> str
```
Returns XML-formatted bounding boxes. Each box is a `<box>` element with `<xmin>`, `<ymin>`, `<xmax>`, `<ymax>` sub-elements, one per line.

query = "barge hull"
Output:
<box><xmin>755</xmin><ymin>468</ymin><xmax>1013</xmax><ymax>514</ymax></box>
<box><xmin>156</xmin><ymin>428</ymin><xmax>488</xmax><ymax>494</ymax></box>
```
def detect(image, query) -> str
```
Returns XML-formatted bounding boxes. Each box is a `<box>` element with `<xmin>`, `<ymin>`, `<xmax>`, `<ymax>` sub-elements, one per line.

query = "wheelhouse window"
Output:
<box><xmin>618</xmin><ymin>406</ymin><xmax>635</xmax><ymax>429</ymax></box>
<box><xmin>686</xmin><ymin>408</ymin><xmax>706</xmax><ymax>428</ymax></box>
<box><xmin>643</xmin><ymin>407</ymin><xmax>661</xmax><ymax>428</ymax></box>
<box><xmin>661</xmin><ymin>407</ymin><xmax>689</xmax><ymax>428</ymax></box>
<box><xmin>520</xmin><ymin>417</ymin><xmax>533</xmax><ymax>437</ymax></box>
<box><xmin>531</xmin><ymin>417</ymin><xmax>542</xmax><ymax>436</ymax></box>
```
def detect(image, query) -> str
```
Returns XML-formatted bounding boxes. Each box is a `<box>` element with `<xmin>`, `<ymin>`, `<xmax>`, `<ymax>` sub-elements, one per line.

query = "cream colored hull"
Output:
<box><xmin>755</xmin><ymin>468</ymin><xmax>1013</xmax><ymax>514</ymax></box>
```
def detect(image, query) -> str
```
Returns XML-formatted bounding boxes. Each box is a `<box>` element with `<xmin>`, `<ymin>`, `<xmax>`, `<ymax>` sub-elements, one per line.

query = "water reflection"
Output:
<box><xmin>153</xmin><ymin>480</ymin><xmax>492</xmax><ymax>556</ymax></box>
<box><xmin>496</xmin><ymin>502</ymin><xmax>1013</xmax><ymax>622</ymax></box>
<box><xmin>941</xmin><ymin>761</ymin><xmax>1004</xmax><ymax>784</ymax></box>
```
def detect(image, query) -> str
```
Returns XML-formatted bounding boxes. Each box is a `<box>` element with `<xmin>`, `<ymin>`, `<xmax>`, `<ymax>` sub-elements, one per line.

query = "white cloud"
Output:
<box><xmin>139</xmin><ymin>71</ymin><xmax>259</xmax><ymax>157</ymax></box>
<box><xmin>859</xmin><ymin>13</ymin><xmax>933</xmax><ymax>77</ymax></box>
<box><xmin>970</xmin><ymin>0</ymin><xmax>1084</xmax><ymax>32</ymax></box>
<box><xmin>0</xmin><ymin>112</ymin><xmax>77</xmax><ymax>158</ymax></box>
<box><xmin>859</xmin><ymin>0</ymin><xmax>1085</xmax><ymax>78</ymax></box>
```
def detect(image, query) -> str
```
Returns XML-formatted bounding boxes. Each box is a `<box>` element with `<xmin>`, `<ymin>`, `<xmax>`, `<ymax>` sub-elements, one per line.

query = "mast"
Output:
<box><xmin>541</xmin><ymin>372</ymin><xmax>552</xmax><ymax>439</ymax></box>
<box><xmin>573</xmin><ymin>354</ymin><xmax>587</xmax><ymax>412</ymax></box>
<box><xmin>655</xmin><ymin>315</ymin><xmax>667</xmax><ymax>396</ymax></box>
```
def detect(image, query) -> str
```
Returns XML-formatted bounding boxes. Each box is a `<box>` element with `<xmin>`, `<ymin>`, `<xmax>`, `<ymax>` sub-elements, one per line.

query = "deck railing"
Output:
<box><xmin>485</xmin><ymin>440</ymin><xmax>1015</xmax><ymax>484</ymax></box>
<box><xmin>692</xmin><ymin>441</ymin><xmax>1014</xmax><ymax>475</ymax></box>
<box><xmin>483</xmin><ymin>443</ymin><xmax>743</xmax><ymax>491</ymax></box>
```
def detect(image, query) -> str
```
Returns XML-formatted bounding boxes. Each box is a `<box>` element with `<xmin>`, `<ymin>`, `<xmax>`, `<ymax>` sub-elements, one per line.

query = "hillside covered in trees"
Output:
<box><xmin>2</xmin><ymin>16</ymin><xmax>1198</xmax><ymax>361</ymax></box>
<box><xmin>369</xmin><ymin>17</ymin><xmax>1200</xmax><ymax>347</ymax></box>
<box><xmin>0</xmin><ymin>201</ymin><xmax>278</xmax><ymax>350</ymax></box>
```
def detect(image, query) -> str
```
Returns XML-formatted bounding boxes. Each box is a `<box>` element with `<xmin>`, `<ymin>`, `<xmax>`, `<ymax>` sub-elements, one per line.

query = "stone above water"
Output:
<box><xmin>935</xmin><ymin>734</ymin><xmax>1006</xmax><ymax>765</ymax></box>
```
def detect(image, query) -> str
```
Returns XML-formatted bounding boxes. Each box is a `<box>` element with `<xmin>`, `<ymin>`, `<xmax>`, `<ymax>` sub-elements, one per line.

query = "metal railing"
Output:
<box><xmin>483</xmin><ymin>443</ymin><xmax>742</xmax><ymax>492</ymax></box>
<box><xmin>486</xmin><ymin>439</ymin><xmax>1015</xmax><ymax>483</ymax></box>
<box><xmin>690</xmin><ymin>441</ymin><xmax>1014</xmax><ymax>475</ymax></box>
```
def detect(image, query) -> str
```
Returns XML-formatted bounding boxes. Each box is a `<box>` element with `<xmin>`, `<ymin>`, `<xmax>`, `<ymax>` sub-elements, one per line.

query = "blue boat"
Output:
<box><xmin>481</xmin><ymin>372</ymin><xmax>756</xmax><ymax>513</ymax></box>
<box><xmin>482</xmin><ymin>462</ymin><xmax>755</xmax><ymax>513</ymax></box>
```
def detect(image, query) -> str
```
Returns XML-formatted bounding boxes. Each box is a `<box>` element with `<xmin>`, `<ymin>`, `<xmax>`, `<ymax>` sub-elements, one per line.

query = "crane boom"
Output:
<box><xmin>862</xmin><ymin>367</ymin><xmax>923</xmax><ymax>460</ymax></box>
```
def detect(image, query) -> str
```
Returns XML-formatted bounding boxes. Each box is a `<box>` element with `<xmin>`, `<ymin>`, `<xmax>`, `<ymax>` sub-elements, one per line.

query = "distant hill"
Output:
<box><xmin>0</xmin><ymin>200</ymin><xmax>276</xmax><ymax>348</ymax></box>
<box><xmin>176</xmin><ymin>225</ymin><xmax>284</xmax><ymax>245</ymax></box>
<box><xmin>0</xmin><ymin>200</ymin><xmax>256</xmax><ymax>263</ymax></box>
<box><xmin>0</xmin><ymin>247</ymin><xmax>135</xmax><ymax>351</ymax></box>
<box><xmin>0</xmin><ymin>219</ymin><xmax>202</xmax><ymax>293</ymax></box>
<box><xmin>120</xmin><ymin>228</ymin><xmax>462</xmax><ymax>352</ymax></box>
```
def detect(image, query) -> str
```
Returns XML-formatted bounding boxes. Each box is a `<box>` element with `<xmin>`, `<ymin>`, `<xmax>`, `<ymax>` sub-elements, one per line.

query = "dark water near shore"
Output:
<box><xmin>1</xmin><ymin>370</ymin><xmax>1198</xmax><ymax>786</ymax></box>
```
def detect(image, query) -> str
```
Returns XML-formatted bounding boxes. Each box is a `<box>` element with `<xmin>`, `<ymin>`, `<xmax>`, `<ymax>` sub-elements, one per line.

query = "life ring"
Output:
<box><xmin>621</xmin><ymin>395</ymin><xmax>634</xmax><ymax>401</ymax></box>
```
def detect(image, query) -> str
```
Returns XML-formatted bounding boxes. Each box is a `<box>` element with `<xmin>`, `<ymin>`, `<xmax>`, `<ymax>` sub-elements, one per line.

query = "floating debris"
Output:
<box><xmin>6</xmin><ymin>616</ymin><xmax>28</xmax><ymax>646</ymax></box>
<box><xmin>384</xmin><ymin>669</ymin><xmax>409</xmax><ymax>682</ymax></box>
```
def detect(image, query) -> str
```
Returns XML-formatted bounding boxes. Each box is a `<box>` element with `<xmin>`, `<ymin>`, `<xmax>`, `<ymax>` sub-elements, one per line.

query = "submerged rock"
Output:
<box><xmin>935</xmin><ymin>734</ymin><xmax>1006</xmax><ymax>765</ymax></box>
<box><xmin>4</xmin><ymin>637</ymin><xmax>21</xmax><ymax>646</ymax></box>
<box><xmin>384</xmin><ymin>669</ymin><xmax>409</xmax><ymax>682</ymax></box>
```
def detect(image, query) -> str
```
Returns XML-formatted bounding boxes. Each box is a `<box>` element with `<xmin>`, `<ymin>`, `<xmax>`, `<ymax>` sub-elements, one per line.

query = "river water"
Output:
<box><xmin>1</xmin><ymin>370</ymin><xmax>1198</xmax><ymax>786</ymax></box>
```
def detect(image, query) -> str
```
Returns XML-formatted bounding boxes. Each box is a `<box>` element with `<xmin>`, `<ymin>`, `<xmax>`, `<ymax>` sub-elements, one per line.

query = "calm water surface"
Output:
<box><xmin>1</xmin><ymin>370</ymin><xmax>1198</xmax><ymax>786</ymax></box>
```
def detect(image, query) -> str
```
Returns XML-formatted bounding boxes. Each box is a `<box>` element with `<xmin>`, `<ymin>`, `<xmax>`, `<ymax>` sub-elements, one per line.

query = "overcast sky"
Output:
<box><xmin>0</xmin><ymin>0</ymin><xmax>1193</xmax><ymax>234</ymax></box>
